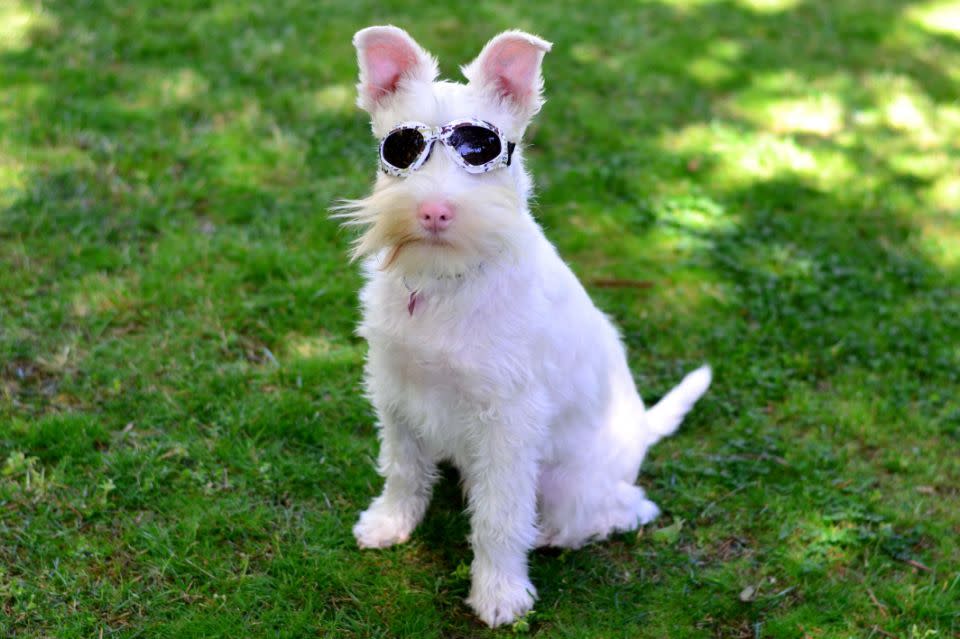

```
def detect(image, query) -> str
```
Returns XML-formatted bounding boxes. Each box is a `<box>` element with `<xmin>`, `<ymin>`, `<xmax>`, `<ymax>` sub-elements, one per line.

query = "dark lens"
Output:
<box><xmin>448</xmin><ymin>125</ymin><xmax>501</xmax><ymax>166</ymax></box>
<box><xmin>382</xmin><ymin>128</ymin><xmax>426</xmax><ymax>169</ymax></box>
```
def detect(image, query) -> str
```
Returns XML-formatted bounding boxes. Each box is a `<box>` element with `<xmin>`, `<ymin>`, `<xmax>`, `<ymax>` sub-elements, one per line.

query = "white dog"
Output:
<box><xmin>337</xmin><ymin>26</ymin><xmax>711</xmax><ymax>627</ymax></box>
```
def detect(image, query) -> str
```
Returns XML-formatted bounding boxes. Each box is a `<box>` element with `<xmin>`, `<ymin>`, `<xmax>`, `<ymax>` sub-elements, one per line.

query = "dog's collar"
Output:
<box><xmin>399</xmin><ymin>260</ymin><xmax>489</xmax><ymax>316</ymax></box>
<box><xmin>401</xmin><ymin>266</ymin><xmax>478</xmax><ymax>288</ymax></box>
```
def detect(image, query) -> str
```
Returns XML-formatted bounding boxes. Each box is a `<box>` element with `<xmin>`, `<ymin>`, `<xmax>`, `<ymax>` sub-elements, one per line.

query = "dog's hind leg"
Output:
<box><xmin>537</xmin><ymin>468</ymin><xmax>660</xmax><ymax>549</ymax></box>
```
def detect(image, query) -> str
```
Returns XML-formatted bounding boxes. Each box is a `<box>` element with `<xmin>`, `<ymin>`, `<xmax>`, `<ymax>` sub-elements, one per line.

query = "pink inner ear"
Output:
<box><xmin>484</xmin><ymin>39</ymin><xmax>539</xmax><ymax>101</ymax></box>
<box><xmin>363</xmin><ymin>42</ymin><xmax>417</xmax><ymax>101</ymax></box>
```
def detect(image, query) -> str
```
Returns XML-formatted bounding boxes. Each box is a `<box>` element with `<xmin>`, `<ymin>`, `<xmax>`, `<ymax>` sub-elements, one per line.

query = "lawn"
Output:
<box><xmin>1</xmin><ymin>0</ymin><xmax>958</xmax><ymax>636</ymax></box>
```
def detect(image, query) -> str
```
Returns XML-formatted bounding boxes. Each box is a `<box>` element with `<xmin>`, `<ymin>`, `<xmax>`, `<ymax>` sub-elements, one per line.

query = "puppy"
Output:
<box><xmin>337</xmin><ymin>26</ymin><xmax>711</xmax><ymax>627</ymax></box>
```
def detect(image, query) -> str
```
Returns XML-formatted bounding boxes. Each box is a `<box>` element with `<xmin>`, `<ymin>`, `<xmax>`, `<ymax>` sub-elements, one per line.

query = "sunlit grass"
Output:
<box><xmin>686</xmin><ymin>55</ymin><xmax>738</xmax><ymax>85</ymax></box>
<box><xmin>0</xmin><ymin>154</ymin><xmax>25</xmax><ymax>197</ymax></box>
<box><xmin>281</xmin><ymin>332</ymin><xmax>363</xmax><ymax>364</ymax></box>
<box><xmin>919</xmin><ymin>212</ymin><xmax>960</xmax><ymax>268</ymax></box>
<box><xmin>70</xmin><ymin>273</ymin><xmax>139</xmax><ymax>319</ymax></box>
<box><xmin>310</xmin><ymin>83</ymin><xmax>355</xmax><ymax>115</ymax></box>
<box><xmin>758</xmin><ymin>94</ymin><xmax>845</xmax><ymax>136</ymax></box>
<box><xmin>735</xmin><ymin>0</ymin><xmax>800</xmax><ymax>13</ymax></box>
<box><xmin>0</xmin><ymin>1</ymin><xmax>58</xmax><ymax>53</ymax></box>
<box><xmin>662</xmin><ymin>122</ymin><xmax>858</xmax><ymax>189</ymax></box>
<box><xmin>907</xmin><ymin>0</ymin><xmax>960</xmax><ymax>38</ymax></box>
<box><xmin>927</xmin><ymin>175</ymin><xmax>960</xmax><ymax>211</ymax></box>
<box><xmin>131</xmin><ymin>68</ymin><xmax>211</xmax><ymax>108</ymax></box>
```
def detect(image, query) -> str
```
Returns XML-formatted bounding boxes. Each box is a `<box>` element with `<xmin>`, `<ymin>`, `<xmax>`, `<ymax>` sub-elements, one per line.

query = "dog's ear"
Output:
<box><xmin>462</xmin><ymin>30</ymin><xmax>552</xmax><ymax>120</ymax></box>
<box><xmin>353</xmin><ymin>26</ymin><xmax>438</xmax><ymax>113</ymax></box>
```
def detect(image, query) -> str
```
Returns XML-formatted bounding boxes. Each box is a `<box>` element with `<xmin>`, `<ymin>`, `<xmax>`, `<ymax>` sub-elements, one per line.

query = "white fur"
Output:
<box><xmin>341</xmin><ymin>26</ymin><xmax>711</xmax><ymax>628</ymax></box>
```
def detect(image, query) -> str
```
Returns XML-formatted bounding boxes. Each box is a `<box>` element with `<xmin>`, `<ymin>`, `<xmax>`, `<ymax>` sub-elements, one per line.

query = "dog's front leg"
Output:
<box><xmin>353</xmin><ymin>409</ymin><xmax>436</xmax><ymax>549</ymax></box>
<box><xmin>463</xmin><ymin>417</ymin><xmax>541</xmax><ymax>627</ymax></box>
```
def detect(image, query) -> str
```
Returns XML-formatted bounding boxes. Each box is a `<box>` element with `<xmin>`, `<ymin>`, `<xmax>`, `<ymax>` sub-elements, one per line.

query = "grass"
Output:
<box><xmin>1</xmin><ymin>0</ymin><xmax>958</xmax><ymax>636</ymax></box>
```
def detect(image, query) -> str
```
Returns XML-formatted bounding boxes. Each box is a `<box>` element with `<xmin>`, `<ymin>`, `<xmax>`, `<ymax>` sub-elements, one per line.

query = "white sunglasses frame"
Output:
<box><xmin>378</xmin><ymin>118</ymin><xmax>516</xmax><ymax>178</ymax></box>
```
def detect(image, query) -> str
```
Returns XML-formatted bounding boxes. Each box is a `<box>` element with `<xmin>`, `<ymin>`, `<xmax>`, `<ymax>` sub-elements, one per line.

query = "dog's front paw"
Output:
<box><xmin>353</xmin><ymin>503</ymin><xmax>414</xmax><ymax>549</ymax></box>
<box><xmin>466</xmin><ymin>572</ymin><xmax>537</xmax><ymax>627</ymax></box>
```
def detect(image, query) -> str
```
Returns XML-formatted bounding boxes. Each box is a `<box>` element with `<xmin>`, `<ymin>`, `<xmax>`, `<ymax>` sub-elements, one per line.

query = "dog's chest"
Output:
<box><xmin>370</xmin><ymin>327</ymin><xmax>502</xmax><ymax>460</ymax></box>
<box><xmin>363</xmin><ymin>285</ymin><xmax>515</xmax><ymax>397</ymax></box>
<box><xmin>359</xmin><ymin>275</ymin><xmax>536</xmax><ymax>456</ymax></box>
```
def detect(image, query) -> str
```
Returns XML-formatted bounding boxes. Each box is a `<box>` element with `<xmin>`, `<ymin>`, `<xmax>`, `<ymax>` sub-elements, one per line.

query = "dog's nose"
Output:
<box><xmin>417</xmin><ymin>201</ymin><xmax>455</xmax><ymax>233</ymax></box>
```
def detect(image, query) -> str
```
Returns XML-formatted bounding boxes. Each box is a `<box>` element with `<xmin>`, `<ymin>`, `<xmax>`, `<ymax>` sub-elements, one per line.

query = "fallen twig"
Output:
<box><xmin>866</xmin><ymin>587</ymin><xmax>888</xmax><ymax>618</ymax></box>
<box><xmin>590</xmin><ymin>278</ymin><xmax>655</xmax><ymax>289</ymax></box>
<box><xmin>699</xmin><ymin>481</ymin><xmax>756</xmax><ymax>518</ymax></box>
<box><xmin>901</xmin><ymin>558</ymin><xmax>932</xmax><ymax>573</ymax></box>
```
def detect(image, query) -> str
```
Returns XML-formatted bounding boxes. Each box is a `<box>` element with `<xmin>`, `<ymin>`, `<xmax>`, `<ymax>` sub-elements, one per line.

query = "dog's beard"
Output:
<box><xmin>334</xmin><ymin>183</ymin><xmax>525</xmax><ymax>277</ymax></box>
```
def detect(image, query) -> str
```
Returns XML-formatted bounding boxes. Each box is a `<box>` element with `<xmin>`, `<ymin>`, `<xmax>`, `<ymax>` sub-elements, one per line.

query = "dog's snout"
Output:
<box><xmin>417</xmin><ymin>201</ymin><xmax>455</xmax><ymax>233</ymax></box>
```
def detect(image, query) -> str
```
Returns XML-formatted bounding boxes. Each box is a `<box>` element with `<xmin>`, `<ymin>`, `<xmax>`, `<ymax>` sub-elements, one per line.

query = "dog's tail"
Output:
<box><xmin>645</xmin><ymin>365</ymin><xmax>712</xmax><ymax>443</ymax></box>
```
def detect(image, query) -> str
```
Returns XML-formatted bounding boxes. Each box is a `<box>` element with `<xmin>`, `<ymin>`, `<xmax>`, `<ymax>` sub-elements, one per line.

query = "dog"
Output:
<box><xmin>336</xmin><ymin>26</ymin><xmax>712</xmax><ymax>627</ymax></box>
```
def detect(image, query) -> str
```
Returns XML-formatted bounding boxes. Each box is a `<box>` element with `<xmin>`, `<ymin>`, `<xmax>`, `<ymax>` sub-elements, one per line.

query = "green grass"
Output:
<box><xmin>1</xmin><ymin>0</ymin><xmax>958</xmax><ymax>636</ymax></box>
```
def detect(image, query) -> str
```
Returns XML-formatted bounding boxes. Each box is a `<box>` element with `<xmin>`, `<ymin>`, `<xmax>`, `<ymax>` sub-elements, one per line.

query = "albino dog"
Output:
<box><xmin>337</xmin><ymin>26</ymin><xmax>711</xmax><ymax>627</ymax></box>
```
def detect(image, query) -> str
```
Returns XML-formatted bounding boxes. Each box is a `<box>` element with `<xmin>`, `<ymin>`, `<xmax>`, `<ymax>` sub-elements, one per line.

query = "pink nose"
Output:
<box><xmin>417</xmin><ymin>201</ymin><xmax>455</xmax><ymax>233</ymax></box>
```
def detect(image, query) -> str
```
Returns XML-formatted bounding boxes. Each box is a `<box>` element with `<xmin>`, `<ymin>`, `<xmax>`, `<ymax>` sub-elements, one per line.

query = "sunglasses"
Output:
<box><xmin>379</xmin><ymin>118</ymin><xmax>516</xmax><ymax>177</ymax></box>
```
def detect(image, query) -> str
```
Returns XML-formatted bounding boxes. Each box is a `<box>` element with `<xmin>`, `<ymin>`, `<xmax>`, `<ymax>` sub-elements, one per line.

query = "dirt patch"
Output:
<box><xmin>1</xmin><ymin>357</ymin><xmax>84</xmax><ymax>414</ymax></box>
<box><xmin>2</xmin><ymin>359</ymin><xmax>62</xmax><ymax>400</ymax></box>
<box><xmin>711</xmin><ymin>536</ymin><xmax>753</xmax><ymax>562</ymax></box>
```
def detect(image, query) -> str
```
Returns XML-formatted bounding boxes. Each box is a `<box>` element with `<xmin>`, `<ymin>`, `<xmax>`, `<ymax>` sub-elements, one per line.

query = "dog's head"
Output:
<box><xmin>336</xmin><ymin>26</ymin><xmax>551</xmax><ymax>277</ymax></box>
